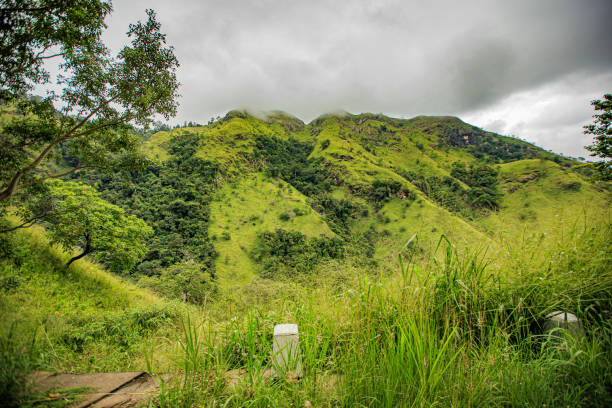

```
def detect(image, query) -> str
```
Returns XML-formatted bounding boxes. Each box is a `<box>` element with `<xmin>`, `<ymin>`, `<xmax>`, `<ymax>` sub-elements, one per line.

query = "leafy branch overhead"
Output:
<box><xmin>0</xmin><ymin>2</ymin><xmax>180</xmax><ymax>202</ymax></box>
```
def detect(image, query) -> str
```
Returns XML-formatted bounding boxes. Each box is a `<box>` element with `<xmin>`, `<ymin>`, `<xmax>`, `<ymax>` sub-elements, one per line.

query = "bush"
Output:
<box><xmin>278</xmin><ymin>211</ymin><xmax>292</xmax><ymax>221</ymax></box>
<box><xmin>138</xmin><ymin>261</ymin><xmax>216</xmax><ymax>305</ymax></box>
<box><xmin>312</xmin><ymin>194</ymin><xmax>357</xmax><ymax>234</ymax></box>
<box><xmin>251</xmin><ymin>229</ymin><xmax>344</xmax><ymax>278</ymax></box>
<box><xmin>561</xmin><ymin>180</ymin><xmax>582</xmax><ymax>191</ymax></box>
<box><xmin>451</xmin><ymin>162</ymin><xmax>501</xmax><ymax>210</ymax></box>
<box><xmin>0</xmin><ymin>275</ymin><xmax>22</xmax><ymax>292</ymax></box>
<box><xmin>369</xmin><ymin>180</ymin><xmax>415</xmax><ymax>208</ymax></box>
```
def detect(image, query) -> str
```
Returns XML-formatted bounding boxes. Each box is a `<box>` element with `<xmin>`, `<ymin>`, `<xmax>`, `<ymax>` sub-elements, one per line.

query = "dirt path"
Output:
<box><xmin>29</xmin><ymin>371</ymin><xmax>163</xmax><ymax>407</ymax></box>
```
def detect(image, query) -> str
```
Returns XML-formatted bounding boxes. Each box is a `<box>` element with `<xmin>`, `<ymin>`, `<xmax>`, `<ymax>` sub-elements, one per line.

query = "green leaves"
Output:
<box><xmin>0</xmin><ymin>0</ymin><xmax>112</xmax><ymax>96</ymax></box>
<box><xmin>76</xmin><ymin>133</ymin><xmax>218</xmax><ymax>278</ymax></box>
<box><xmin>139</xmin><ymin>261</ymin><xmax>216</xmax><ymax>305</ymax></box>
<box><xmin>451</xmin><ymin>162</ymin><xmax>501</xmax><ymax>211</ymax></box>
<box><xmin>23</xmin><ymin>179</ymin><xmax>152</xmax><ymax>272</ymax></box>
<box><xmin>251</xmin><ymin>228</ymin><xmax>344</xmax><ymax>278</ymax></box>
<box><xmin>0</xmin><ymin>3</ymin><xmax>179</xmax><ymax>202</ymax></box>
<box><xmin>112</xmin><ymin>9</ymin><xmax>179</xmax><ymax>124</ymax></box>
<box><xmin>585</xmin><ymin>94</ymin><xmax>612</xmax><ymax>180</ymax></box>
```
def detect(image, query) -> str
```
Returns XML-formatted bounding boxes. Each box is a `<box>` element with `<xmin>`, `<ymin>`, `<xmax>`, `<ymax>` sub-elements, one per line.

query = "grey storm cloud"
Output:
<box><xmin>101</xmin><ymin>0</ymin><xmax>612</xmax><ymax>157</ymax></box>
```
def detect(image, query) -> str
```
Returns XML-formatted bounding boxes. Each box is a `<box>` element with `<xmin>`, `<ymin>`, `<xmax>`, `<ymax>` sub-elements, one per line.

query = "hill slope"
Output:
<box><xmin>121</xmin><ymin>110</ymin><xmax>608</xmax><ymax>291</ymax></box>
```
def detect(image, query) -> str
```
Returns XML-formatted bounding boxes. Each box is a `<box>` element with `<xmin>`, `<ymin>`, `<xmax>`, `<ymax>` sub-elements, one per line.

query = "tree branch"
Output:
<box><xmin>66</xmin><ymin>94</ymin><xmax>121</xmax><ymax>137</ymax></box>
<box><xmin>0</xmin><ymin>209</ymin><xmax>50</xmax><ymax>234</ymax></box>
<box><xmin>15</xmin><ymin>163</ymin><xmax>87</xmax><ymax>190</ymax></box>
<box><xmin>38</xmin><ymin>52</ymin><xmax>64</xmax><ymax>60</ymax></box>
<box><xmin>0</xmin><ymin>95</ymin><xmax>122</xmax><ymax>201</ymax></box>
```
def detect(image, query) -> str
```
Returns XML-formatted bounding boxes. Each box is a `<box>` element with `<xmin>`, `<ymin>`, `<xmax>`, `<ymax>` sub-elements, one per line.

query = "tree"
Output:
<box><xmin>585</xmin><ymin>94</ymin><xmax>612</xmax><ymax>180</ymax></box>
<box><xmin>20</xmin><ymin>179</ymin><xmax>152</xmax><ymax>271</ymax></box>
<box><xmin>0</xmin><ymin>2</ymin><xmax>180</xmax><ymax>203</ymax></box>
<box><xmin>138</xmin><ymin>260</ymin><xmax>216</xmax><ymax>305</ymax></box>
<box><xmin>451</xmin><ymin>162</ymin><xmax>501</xmax><ymax>210</ymax></box>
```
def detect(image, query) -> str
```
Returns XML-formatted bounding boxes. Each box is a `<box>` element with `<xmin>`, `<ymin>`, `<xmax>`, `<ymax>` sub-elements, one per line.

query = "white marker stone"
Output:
<box><xmin>544</xmin><ymin>311</ymin><xmax>584</xmax><ymax>338</ymax></box>
<box><xmin>272</xmin><ymin>323</ymin><xmax>302</xmax><ymax>377</ymax></box>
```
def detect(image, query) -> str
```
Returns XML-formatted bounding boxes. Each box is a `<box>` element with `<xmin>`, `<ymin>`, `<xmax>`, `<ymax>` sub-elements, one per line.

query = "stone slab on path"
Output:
<box><xmin>30</xmin><ymin>371</ymin><xmax>161</xmax><ymax>407</ymax></box>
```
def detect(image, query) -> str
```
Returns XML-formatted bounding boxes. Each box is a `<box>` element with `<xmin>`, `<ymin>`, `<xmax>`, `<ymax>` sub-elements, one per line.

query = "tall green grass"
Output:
<box><xmin>143</xmin><ymin>220</ymin><xmax>611</xmax><ymax>407</ymax></box>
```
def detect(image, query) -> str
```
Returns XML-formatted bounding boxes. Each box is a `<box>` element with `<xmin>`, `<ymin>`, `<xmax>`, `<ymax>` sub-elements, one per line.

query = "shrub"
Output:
<box><xmin>561</xmin><ymin>180</ymin><xmax>582</xmax><ymax>191</ymax></box>
<box><xmin>278</xmin><ymin>211</ymin><xmax>292</xmax><ymax>221</ymax></box>
<box><xmin>312</xmin><ymin>194</ymin><xmax>357</xmax><ymax>234</ymax></box>
<box><xmin>139</xmin><ymin>261</ymin><xmax>216</xmax><ymax>305</ymax></box>
<box><xmin>254</xmin><ymin>136</ymin><xmax>330</xmax><ymax>196</ymax></box>
<box><xmin>451</xmin><ymin>162</ymin><xmax>501</xmax><ymax>210</ymax></box>
<box><xmin>251</xmin><ymin>229</ymin><xmax>344</xmax><ymax>278</ymax></box>
<box><xmin>368</xmin><ymin>180</ymin><xmax>415</xmax><ymax>208</ymax></box>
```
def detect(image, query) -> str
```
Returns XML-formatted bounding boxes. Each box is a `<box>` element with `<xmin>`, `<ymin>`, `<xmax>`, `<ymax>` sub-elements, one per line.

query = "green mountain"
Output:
<box><xmin>76</xmin><ymin>110</ymin><xmax>609</xmax><ymax>293</ymax></box>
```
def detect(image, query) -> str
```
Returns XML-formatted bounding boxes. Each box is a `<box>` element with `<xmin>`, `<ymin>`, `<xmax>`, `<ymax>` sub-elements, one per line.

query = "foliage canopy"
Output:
<box><xmin>20</xmin><ymin>179</ymin><xmax>152</xmax><ymax>271</ymax></box>
<box><xmin>0</xmin><ymin>2</ymin><xmax>180</xmax><ymax>203</ymax></box>
<box><xmin>585</xmin><ymin>94</ymin><xmax>612</xmax><ymax>180</ymax></box>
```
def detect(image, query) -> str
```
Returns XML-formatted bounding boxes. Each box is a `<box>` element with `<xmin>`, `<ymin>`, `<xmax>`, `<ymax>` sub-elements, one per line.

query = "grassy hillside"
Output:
<box><xmin>135</xmin><ymin>111</ymin><xmax>609</xmax><ymax>290</ymax></box>
<box><xmin>210</xmin><ymin>172</ymin><xmax>335</xmax><ymax>288</ymax></box>
<box><xmin>479</xmin><ymin>159</ymin><xmax>611</xmax><ymax>235</ymax></box>
<box><xmin>0</xmin><ymin>223</ymin><xmax>194</xmax><ymax>405</ymax></box>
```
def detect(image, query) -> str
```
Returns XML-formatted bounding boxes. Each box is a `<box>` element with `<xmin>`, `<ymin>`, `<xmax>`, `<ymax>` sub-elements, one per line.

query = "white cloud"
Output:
<box><xmin>461</xmin><ymin>71</ymin><xmax>612</xmax><ymax>158</ymax></box>
<box><xmin>37</xmin><ymin>1</ymin><xmax>612</xmax><ymax>156</ymax></box>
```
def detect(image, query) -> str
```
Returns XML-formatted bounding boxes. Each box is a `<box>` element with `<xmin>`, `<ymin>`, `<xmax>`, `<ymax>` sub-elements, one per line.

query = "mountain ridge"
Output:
<box><xmin>102</xmin><ymin>109</ymin><xmax>607</xmax><ymax>291</ymax></box>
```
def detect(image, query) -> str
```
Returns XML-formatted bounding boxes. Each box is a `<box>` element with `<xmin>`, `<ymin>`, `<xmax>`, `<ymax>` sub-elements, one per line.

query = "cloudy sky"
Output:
<box><xmin>102</xmin><ymin>0</ymin><xmax>611</xmax><ymax>158</ymax></box>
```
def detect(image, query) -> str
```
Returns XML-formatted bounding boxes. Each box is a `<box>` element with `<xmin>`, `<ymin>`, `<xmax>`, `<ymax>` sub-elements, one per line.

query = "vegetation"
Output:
<box><xmin>18</xmin><ymin>180</ymin><xmax>152</xmax><ymax>270</ymax></box>
<box><xmin>1</xmin><ymin>102</ymin><xmax>611</xmax><ymax>406</ymax></box>
<box><xmin>2</xmin><ymin>3</ymin><xmax>611</xmax><ymax>407</ymax></box>
<box><xmin>251</xmin><ymin>228</ymin><xmax>344</xmax><ymax>278</ymax></box>
<box><xmin>76</xmin><ymin>133</ymin><xmax>218</xmax><ymax>280</ymax></box>
<box><xmin>585</xmin><ymin>93</ymin><xmax>612</xmax><ymax>180</ymax></box>
<box><xmin>254</xmin><ymin>135</ymin><xmax>330</xmax><ymax>196</ymax></box>
<box><xmin>399</xmin><ymin>170</ymin><xmax>471</xmax><ymax>216</ymax></box>
<box><xmin>0</xmin><ymin>3</ymin><xmax>179</xmax><ymax>206</ymax></box>
<box><xmin>138</xmin><ymin>261</ymin><xmax>217</xmax><ymax>305</ymax></box>
<box><xmin>143</xmin><ymin>220</ymin><xmax>612</xmax><ymax>407</ymax></box>
<box><xmin>0</xmin><ymin>224</ymin><xmax>186</xmax><ymax>407</ymax></box>
<box><xmin>451</xmin><ymin>162</ymin><xmax>501</xmax><ymax>210</ymax></box>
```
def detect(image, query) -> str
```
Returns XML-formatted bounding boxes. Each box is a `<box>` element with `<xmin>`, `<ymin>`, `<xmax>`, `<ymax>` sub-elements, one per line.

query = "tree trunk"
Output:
<box><xmin>0</xmin><ymin>170</ymin><xmax>23</xmax><ymax>201</ymax></box>
<box><xmin>66</xmin><ymin>234</ymin><xmax>93</xmax><ymax>267</ymax></box>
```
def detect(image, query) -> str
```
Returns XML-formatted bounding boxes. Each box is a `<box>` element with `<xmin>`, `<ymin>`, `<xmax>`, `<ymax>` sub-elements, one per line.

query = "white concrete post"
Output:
<box><xmin>544</xmin><ymin>311</ymin><xmax>584</xmax><ymax>338</ymax></box>
<box><xmin>271</xmin><ymin>323</ymin><xmax>302</xmax><ymax>378</ymax></box>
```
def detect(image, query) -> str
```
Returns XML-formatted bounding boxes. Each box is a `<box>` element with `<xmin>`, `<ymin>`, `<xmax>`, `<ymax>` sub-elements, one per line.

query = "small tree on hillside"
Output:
<box><xmin>584</xmin><ymin>94</ymin><xmax>612</xmax><ymax>180</ymax></box>
<box><xmin>138</xmin><ymin>260</ymin><xmax>216</xmax><ymax>305</ymax></box>
<box><xmin>20</xmin><ymin>180</ymin><xmax>152</xmax><ymax>271</ymax></box>
<box><xmin>0</xmin><ymin>2</ymin><xmax>180</xmax><ymax>204</ymax></box>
